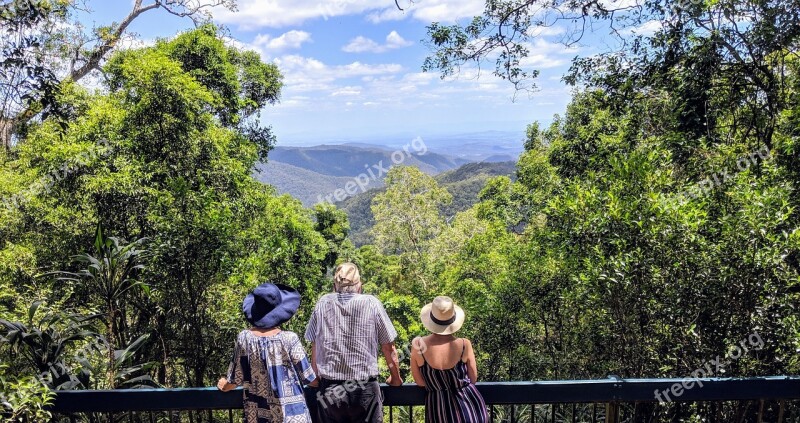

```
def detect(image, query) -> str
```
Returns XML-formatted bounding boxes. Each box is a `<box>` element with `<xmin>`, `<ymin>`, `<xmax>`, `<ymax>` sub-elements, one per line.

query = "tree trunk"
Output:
<box><xmin>1</xmin><ymin>117</ymin><xmax>12</xmax><ymax>150</ymax></box>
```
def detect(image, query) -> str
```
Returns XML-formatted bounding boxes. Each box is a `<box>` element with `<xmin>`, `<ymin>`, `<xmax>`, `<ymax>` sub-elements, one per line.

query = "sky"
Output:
<box><xmin>76</xmin><ymin>0</ymin><xmax>635</xmax><ymax>146</ymax></box>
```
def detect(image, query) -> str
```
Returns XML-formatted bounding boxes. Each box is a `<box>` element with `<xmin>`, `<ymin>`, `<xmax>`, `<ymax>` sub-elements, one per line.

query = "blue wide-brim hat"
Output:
<box><xmin>242</xmin><ymin>283</ymin><xmax>301</xmax><ymax>329</ymax></box>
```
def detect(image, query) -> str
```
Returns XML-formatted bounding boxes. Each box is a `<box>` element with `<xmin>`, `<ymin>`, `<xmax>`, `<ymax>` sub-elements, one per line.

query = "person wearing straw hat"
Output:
<box><xmin>305</xmin><ymin>262</ymin><xmax>402</xmax><ymax>423</ymax></box>
<box><xmin>217</xmin><ymin>282</ymin><xmax>317</xmax><ymax>423</ymax></box>
<box><xmin>410</xmin><ymin>296</ymin><xmax>488</xmax><ymax>423</ymax></box>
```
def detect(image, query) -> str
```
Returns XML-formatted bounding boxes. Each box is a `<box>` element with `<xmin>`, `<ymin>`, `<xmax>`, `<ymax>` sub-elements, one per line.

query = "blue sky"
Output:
<box><xmin>77</xmin><ymin>1</ymin><xmax>638</xmax><ymax>146</ymax></box>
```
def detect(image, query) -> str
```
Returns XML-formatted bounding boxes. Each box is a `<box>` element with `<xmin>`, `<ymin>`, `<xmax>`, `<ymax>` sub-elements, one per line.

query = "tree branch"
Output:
<box><xmin>69</xmin><ymin>0</ymin><xmax>160</xmax><ymax>83</ymax></box>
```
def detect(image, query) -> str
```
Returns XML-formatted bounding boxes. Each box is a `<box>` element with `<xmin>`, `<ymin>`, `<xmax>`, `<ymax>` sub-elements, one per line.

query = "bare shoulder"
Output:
<box><xmin>410</xmin><ymin>336</ymin><xmax>425</xmax><ymax>365</ymax></box>
<box><xmin>460</xmin><ymin>338</ymin><xmax>474</xmax><ymax>353</ymax></box>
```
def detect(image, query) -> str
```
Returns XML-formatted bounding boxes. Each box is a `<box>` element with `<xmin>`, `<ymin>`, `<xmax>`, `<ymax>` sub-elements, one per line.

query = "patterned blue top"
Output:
<box><xmin>227</xmin><ymin>330</ymin><xmax>316</xmax><ymax>423</ymax></box>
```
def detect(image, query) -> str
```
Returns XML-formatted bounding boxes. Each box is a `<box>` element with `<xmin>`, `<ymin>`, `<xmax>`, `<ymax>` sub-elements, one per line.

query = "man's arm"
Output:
<box><xmin>373</xmin><ymin>298</ymin><xmax>400</xmax><ymax>385</ymax></box>
<box><xmin>381</xmin><ymin>342</ymin><xmax>402</xmax><ymax>386</ymax></box>
<box><xmin>308</xmin><ymin>342</ymin><xmax>319</xmax><ymax>387</ymax></box>
<box><xmin>305</xmin><ymin>304</ymin><xmax>320</xmax><ymax>387</ymax></box>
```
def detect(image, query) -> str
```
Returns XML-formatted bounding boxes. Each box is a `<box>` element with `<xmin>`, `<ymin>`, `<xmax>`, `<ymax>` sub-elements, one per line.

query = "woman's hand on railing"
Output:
<box><xmin>385</xmin><ymin>374</ymin><xmax>402</xmax><ymax>387</ymax></box>
<box><xmin>216</xmin><ymin>377</ymin><xmax>236</xmax><ymax>392</ymax></box>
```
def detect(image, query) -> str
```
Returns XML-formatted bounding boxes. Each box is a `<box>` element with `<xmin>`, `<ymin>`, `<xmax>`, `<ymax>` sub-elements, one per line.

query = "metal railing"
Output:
<box><xmin>49</xmin><ymin>376</ymin><xmax>800</xmax><ymax>422</ymax></box>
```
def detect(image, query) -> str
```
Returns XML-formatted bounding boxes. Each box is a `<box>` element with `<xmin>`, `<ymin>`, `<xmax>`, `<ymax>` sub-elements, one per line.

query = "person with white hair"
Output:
<box><xmin>305</xmin><ymin>262</ymin><xmax>402</xmax><ymax>423</ymax></box>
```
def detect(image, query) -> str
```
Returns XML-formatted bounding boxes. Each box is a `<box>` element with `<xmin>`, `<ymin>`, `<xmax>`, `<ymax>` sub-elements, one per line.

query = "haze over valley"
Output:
<box><xmin>256</xmin><ymin>131</ymin><xmax>524</xmax><ymax>206</ymax></box>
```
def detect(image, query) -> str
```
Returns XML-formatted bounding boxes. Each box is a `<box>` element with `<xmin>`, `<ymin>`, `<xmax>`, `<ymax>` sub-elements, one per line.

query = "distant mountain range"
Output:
<box><xmin>267</xmin><ymin>144</ymin><xmax>469</xmax><ymax>177</ymax></box>
<box><xmin>256</xmin><ymin>144</ymin><xmax>483</xmax><ymax>206</ymax></box>
<box><xmin>254</xmin><ymin>135</ymin><xmax>522</xmax><ymax>225</ymax></box>
<box><xmin>280</xmin><ymin>130</ymin><xmax>526</xmax><ymax>163</ymax></box>
<box><xmin>252</xmin><ymin>140</ymin><xmax>519</xmax><ymax>245</ymax></box>
<box><xmin>336</xmin><ymin>131</ymin><xmax>525</xmax><ymax>163</ymax></box>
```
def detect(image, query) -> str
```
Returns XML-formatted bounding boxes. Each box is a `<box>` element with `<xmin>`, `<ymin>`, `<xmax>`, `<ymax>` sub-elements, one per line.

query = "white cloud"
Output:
<box><xmin>213</xmin><ymin>0</ymin><xmax>484</xmax><ymax>29</ymax></box>
<box><xmin>598</xmin><ymin>0</ymin><xmax>643</xmax><ymax>10</ymax></box>
<box><xmin>342</xmin><ymin>31</ymin><xmax>413</xmax><ymax>53</ymax></box>
<box><xmin>621</xmin><ymin>20</ymin><xmax>662</xmax><ymax>36</ymax></box>
<box><xmin>402</xmin><ymin>72</ymin><xmax>437</xmax><ymax>85</ymax></box>
<box><xmin>271</xmin><ymin>54</ymin><xmax>523</xmax><ymax>113</ymax></box>
<box><xmin>409</xmin><ymin>0</ymin><xmax>485</xmax><ymax>22</ymax></box>
<box><xmin>386</xmin><ymin>31</ymin><xmax>412</xmax><ymax>48</ymax></box>
<box><xmin>118</xmin><ymin>36</ymin><xmax>157</xmax><ymax>51</ymax></box>
<box><xmin>527</xmin><ymin>25</ymin><xmax>567</xmax><ymax>37</ymax></box>
<box><xmin>268</xmin><ymin>46</ymin><xmax>573</xmax><ymax>118</ymax></box>
<box><xmin>273</xmin><ymin>55</ymin><xmax>404</xmax><ymax>93</ymax></box>
<box><xmin>254</xmin><ymin>30</ymin><xmax>312</xmax><ymax>51</ymax></box>
<box><xmin>369</xmin><ymin>0</ymin><xmax>485</xmax><ymax>24</ymax></box>
<box><xmin>331</xmin><ymin>86</ymin><xmax>363</xmax><ymax>96</ymax></box>
<box><xmin>342</xmin><ymin>36</ymin><xmax>381</xmax><ymax>53</ymax></box>
<box><xmin>517</xmin><ymin>39</ymin><xmax>579</xmax><ymax>69</ymax></box>
<box><xmin>366</xmin><ymin>8</ymin><xmax>406</xmax><ymax>23</ymax></box>
<box><xmin>214</xmin><ymin>0</ymin><xmax>378</xmax><ymax>29</ymax></box>
<box><xmin>334</xmin><ymin>61</ymin><xmax>405</xmax><ymax>78</ymax></box>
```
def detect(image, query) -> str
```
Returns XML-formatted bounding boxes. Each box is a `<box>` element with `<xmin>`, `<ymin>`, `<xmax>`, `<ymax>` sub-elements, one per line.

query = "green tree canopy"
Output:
<box><xmin>0</xmin><ymin>0</ymin><xmax>236</xmax><ymax>148</ymax></box>
<box><xmin>0</xmin><ymin>25</ymin><xmax>328</xmax><ymax>388</ymax></box>
<box><xmin>371</xmin><ymin>166</ymin><xmax>453</xmax><ymax>259</ymax></box>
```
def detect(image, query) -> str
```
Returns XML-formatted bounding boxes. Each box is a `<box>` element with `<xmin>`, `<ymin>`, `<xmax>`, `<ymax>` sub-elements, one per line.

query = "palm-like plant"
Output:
<box><xmin>0</xmin><ymin>301</ymin><xmax>99</xmax><ymax>390</ymax></box>
<box><xmin>55</xmin><ymin>224</ymin><xmax>153</xmax><ymax>388</ymax></box>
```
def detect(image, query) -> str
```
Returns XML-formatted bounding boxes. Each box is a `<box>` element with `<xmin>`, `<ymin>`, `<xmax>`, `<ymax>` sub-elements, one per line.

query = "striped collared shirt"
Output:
<box><xmin>305</xmin><ymin>293</ymin><xmax>397</xmax><ymax>381</ymax></box>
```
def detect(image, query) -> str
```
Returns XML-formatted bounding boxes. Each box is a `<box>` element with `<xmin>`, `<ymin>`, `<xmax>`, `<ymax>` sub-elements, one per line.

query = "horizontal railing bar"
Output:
<box><xmin>476</xmin><ymin>377</ymin><xmax>800</xmax><ymax>404</ymax></box>
<box><xmin>49</xmin><ymin>376</ymin><xmax>800</xmax><ymax>413</ymax></box>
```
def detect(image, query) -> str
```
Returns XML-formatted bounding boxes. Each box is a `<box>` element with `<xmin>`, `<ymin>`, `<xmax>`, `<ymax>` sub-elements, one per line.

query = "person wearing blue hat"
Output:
<box><xmin>217</xmin><ymin>283</ymin><xmax>317</xmax><ymax>423</ymax></box>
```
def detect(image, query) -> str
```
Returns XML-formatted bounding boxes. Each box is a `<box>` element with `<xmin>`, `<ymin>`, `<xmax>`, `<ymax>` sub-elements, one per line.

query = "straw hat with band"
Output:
<box><xmin>242</xmin><ymin>282</ymin><xmax>301</xmax><ymax>329</ymax></box>
<box><xmin>334</xmin><ymin>262</ymin><xmax>361</xmax><ymax>288</ymax></box>
<box><xmin>420</xmin><ymin>296</ymin><xmax>465</xmax><ymax>335</ymax></box>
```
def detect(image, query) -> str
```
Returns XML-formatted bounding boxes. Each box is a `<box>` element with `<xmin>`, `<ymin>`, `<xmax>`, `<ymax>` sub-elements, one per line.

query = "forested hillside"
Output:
<box><xmin>256</xmin><ymin>145</ymin><xmax>471</xmax><ymax>206</ymax></box>
<box><xmin>338</xmin><ymin>161</ymin><xmax>517</xmax><ymax>246</ymax></box>
<box><xmin>253</xmin><ymin>161</ymin><xmax>356</xmax><ymax>206</ymax></box>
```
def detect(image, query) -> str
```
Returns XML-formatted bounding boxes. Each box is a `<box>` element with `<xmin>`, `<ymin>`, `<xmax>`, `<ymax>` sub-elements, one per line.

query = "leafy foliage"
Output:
<box><xmin>340</xmin><ymin>161</ymin><xmax>516</xmax><ymax>246</ymax></box>
<box><xmin>0</xmin><ymin>5</ymin><xmax>798</xmax><ymax>418</ymax></box>
<box><xmin>371</xmin><ymin>166</ymin><xmax>453</xmax><ymax>261</ymax></box>
<box><xmin>0</xmin><ymin>26</ymin><xmax>329</xmax><ymax>389</ymax></box>
<box><xmin>0</xmin><ymin>364</ymin><xmax>54</xmax><ymax>422</ymax></box>
<box><xmin>0</xmin><ymin>0</ymin><xmax>71</xmax><ymax>145</ymax></box>
<box><xmin>0</xmin><ymin>302</ymin><xmax>98</xmax><ymax>389</ymax></box>
<box><xmin>0</xmin><ymin>0</ymin><xmax>238</xmax><ymax>147</ymax></box>
<box><xmin>51</xmin><ymin>225</ymin><xmax>154</xmax><ymax>388</ymax></box>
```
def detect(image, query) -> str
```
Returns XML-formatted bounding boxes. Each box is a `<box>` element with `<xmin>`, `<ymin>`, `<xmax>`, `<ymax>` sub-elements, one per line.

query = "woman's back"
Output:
<box><xmin>413</xmin><ymin>336</ymin><xmax>488</xmax><ymax>423</ymax></box>
<box><xmin>419</xmin><ymin>340</ymin><xmax>473</xmax><ymax>393</ymax></box>
<box><xmin>227</xmin><ymin>329</ymin><xmax>315</xmax><ymax>423</ymax></box>
<box><xmin>418</xmin><ymin>335</ymin><xmax>468</xmax><ymax>370</ymax></box>
<box><xmin>219</xmin><ymin>283</ymin><xmax>315</xmax><ymax>423</ymax></box>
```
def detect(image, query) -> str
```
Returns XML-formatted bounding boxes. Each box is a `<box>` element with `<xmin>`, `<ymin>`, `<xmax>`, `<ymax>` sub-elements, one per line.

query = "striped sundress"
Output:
<box><xmin>419</xmin><ymin>340</ymin><xmax>489</xmax><ymax>423</ymax></box>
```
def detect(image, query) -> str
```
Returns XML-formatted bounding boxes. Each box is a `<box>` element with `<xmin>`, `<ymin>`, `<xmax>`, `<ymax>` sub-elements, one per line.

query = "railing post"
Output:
<box><xmin>606</xmin><ymin>374</ymin><xmax>622</xmax><ymax>423</ymax></box>
<box><xmin>606</xmin><ymin>402</ymin><xmax>619</xmax><ymax>423</ymax></box>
